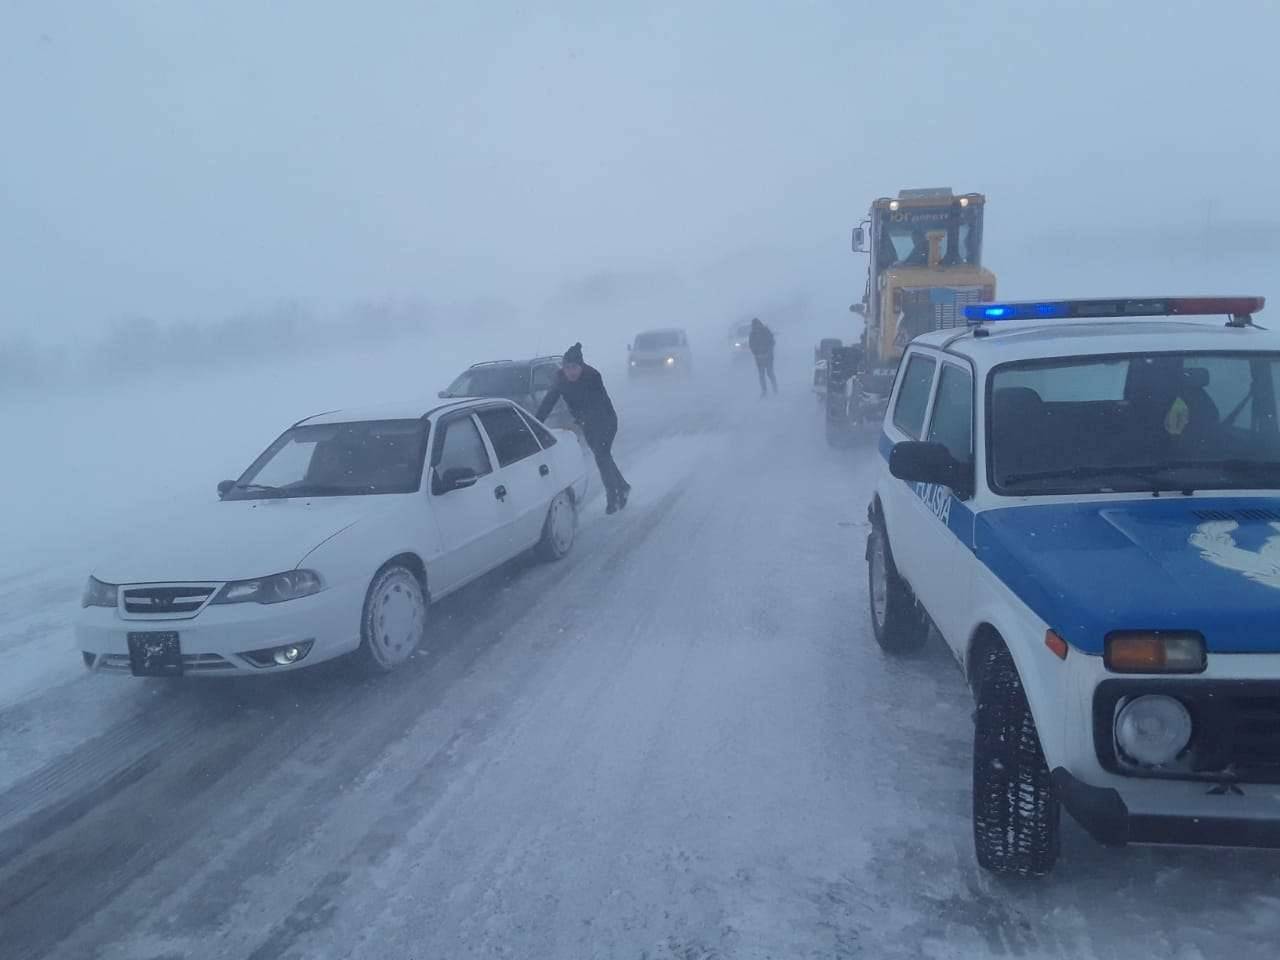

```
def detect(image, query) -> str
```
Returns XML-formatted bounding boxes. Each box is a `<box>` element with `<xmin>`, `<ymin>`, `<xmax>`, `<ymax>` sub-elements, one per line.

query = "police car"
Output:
<box><xmin>867</xmin><ymin>296</ymin><xmax>1280</xmax><ymax>876</ymax></box>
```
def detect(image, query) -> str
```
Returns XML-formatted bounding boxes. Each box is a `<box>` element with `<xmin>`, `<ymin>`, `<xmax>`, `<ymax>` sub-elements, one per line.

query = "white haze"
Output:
<box><xmin>3</xmin><ymin>0</ymin><xmax>1279</xmax><ymax>365</ymax></box>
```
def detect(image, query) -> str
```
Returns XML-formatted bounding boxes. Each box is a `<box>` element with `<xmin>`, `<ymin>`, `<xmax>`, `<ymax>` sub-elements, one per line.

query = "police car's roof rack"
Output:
<box><xmin>963</xmin><ymin>297</ymin><xmax>1266</xmax><ymax>332</ymax></box>
<box><xmin>468</xmin><ymin>359</ymin><xmax>515</xmax><ymax>367</ymax></box>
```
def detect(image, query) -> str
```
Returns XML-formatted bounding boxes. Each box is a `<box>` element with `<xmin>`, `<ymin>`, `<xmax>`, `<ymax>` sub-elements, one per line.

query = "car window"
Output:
<box><xmin>1192</xmin><ymin>355</ymin><xmax>1265</xmax><ymax>430</ymax></box>
<box><xmin>432</xmin><ymin>415</ymin><xmax>492</xmax><ymax>487</ymax></box>
<box><xmin>446</xmin><ymin>366</ymin><xmax>529</xmax><ymax>398</ymax></box>
<box><xmin>517</xmin><ymin>408</ymin><xmax>558</xmax><ymax>448</ymax></box>
<box><xmin>989</xmin><ymin>351</ymin><xmax>1280</xmax><ymax>496</ymax></box>
<box><xmin>251</xmin><ymin>436</ymin><xmax>319</xmax><ymax>488</ymax></box>
<box><xmin>1000</xmin><ymin>359</ymin><xmax>1127</xmax><ymax>401</ymax></box>
<box><xmin>230</xmin><ymin>419</ymin><xmax>428</xmax><ymax>499</ymax></box>
<box><xmin>927</xmin><ymin>364</ymin><xmax>974</xmax><ymax>464</ymax></box>
<box><xmin>477</xmin><ymin>406</ymin><xmax>543</xmax><ymax>467</ymax></box>
<box><xmin>635</xmin><ymin>331</ymin><xmax>681</xmax><ymax>350</ymax></box>
<box><xmin>892</xmin><ymin>353</ymin><xmax>937</xmax><ymax>439</ymax></box>
<box><xmin>531</xmin><ymin>364</ymin><xmax>558</xmax><ymax>392</ymax></box>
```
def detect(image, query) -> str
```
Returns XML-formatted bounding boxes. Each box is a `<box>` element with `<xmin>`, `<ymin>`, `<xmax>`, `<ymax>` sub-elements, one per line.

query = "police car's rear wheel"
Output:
<box><xmin>866</xmin><ymin>515</ymin><xmax>929</xmax><ymax>654</ymax></box>
<box><xmin>972</xmin><ymin>643</ymin><xmax>1060</xmax><ymax>877</ymax></box>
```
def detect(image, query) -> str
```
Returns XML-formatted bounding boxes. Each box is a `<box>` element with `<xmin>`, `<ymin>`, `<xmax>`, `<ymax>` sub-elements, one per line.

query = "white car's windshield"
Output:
<box><xmin>228</xmin><ymin>419</ymin><xmax>429</xmax><ymax>499</ymax></box>
<box><xmin>990</xmin><ymin>352</ymin><xmax>1280</xmax><ymax>495</ymax></box>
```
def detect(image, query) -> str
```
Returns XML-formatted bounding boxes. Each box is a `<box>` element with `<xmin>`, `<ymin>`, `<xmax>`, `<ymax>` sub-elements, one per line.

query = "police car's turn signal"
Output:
<box><xmin>1104</xmin><ymin>631</ymin><xmax>1206</xmax><ymax>674</ymax></box>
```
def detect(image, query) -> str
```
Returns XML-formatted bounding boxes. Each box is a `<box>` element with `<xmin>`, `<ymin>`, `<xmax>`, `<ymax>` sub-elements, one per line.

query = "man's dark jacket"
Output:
<box><xmin>535</xmin><ymin>364</ymin><xmax>618</xmax><ymax>441</ymax></box>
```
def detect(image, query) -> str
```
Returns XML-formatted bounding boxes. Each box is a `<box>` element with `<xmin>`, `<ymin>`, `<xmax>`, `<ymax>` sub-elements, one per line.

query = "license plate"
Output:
<box><xmin>127</xmin><ymin>632</ymin><xmax>183</xmax><ymax>677</ymax></box>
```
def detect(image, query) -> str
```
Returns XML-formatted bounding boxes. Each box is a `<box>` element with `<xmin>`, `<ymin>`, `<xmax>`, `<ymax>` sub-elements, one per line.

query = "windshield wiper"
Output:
<box><xmin>1170</xmin><ymin>459</ymin><xmax>1280</xmax><ymax>485</ymax></box>
<box><xmin>286</xmin><ymin>482</ymin><xmax>376</xmax><ymax>496</ymax></box>
<box><xmin>1003</xmin><ymin>463</ymin><xmax>1197</xmax><ymax>495</ymax></box>
<box><xmin>233</xmin><ymin>482</ymin><xmax>287</xmax><ymax>497</ymax></box>
<box><xmin>1005</xmin><ymin>464</ymin><xmax>1171</xmax><ymax>485</ymax></box>
<box><xmin>1004</xmin><ymin>459</ymin><xmax>1280</xmax><ymax>493</ymax></box>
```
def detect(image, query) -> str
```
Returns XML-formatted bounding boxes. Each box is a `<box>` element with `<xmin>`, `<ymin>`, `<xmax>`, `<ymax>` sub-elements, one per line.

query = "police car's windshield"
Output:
<box><xmin>228</xmin><ymin>419</ymin><xmax>428</xmax><ymax>499</ymax></box>
<box><xmin>990</xmin><ymin>352</ymin><xmax>1280</xmax><ymax>495</ymax></box>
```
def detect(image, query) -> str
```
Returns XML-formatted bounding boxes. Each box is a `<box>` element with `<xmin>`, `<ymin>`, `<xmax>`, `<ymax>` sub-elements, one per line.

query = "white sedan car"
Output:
<box><xmin>77</xmin><ymin>398</ymin><xmax>588</xmax><ymax>677</ymax></box>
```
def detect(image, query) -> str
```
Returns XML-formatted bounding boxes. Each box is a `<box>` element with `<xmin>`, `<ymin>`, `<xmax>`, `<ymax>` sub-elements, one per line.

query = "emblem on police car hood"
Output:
<box><xmin>1190</xmin><ymin>520</ymin><xmax>1280</xmax><ymax>591</ymax></box>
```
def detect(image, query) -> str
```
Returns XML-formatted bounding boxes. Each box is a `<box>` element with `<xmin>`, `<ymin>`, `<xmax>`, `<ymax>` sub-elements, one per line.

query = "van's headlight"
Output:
<box><xmin>1105</xmin><ymin>631</ymin><xmax>1206</xmax><ymax>673</ymax></box>
<box><xmin>82</xmin><ymin>576</ymin><xmax>119</xmax><ymax>608</ymax></box>
<box><xmin>211</xmin><ymin>570</ymin><xmax>323</xmax><ymax>605</ymax></box>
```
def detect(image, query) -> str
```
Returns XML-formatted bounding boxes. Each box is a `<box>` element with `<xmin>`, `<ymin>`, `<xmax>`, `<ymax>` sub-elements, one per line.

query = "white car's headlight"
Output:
<box><xmin>82</xmin><ymin>576</ymin><xmax>119</xmax><ymax>608</ymax></box>
<box><xmin>665</xmin><ymin>356</ymin><xmax>676</xmax><ymax>365</ymax></box>
<box><xmin>211</xmin><ymin>570</ymin><xmax>323</xmax><ymax>605</ymax></box>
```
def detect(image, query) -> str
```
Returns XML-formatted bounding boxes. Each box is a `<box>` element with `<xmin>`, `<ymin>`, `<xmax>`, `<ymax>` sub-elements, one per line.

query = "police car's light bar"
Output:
<box><xmin>963</xmin><ymin>297</ymin><xmax>1265</xmax><ymax>323</ymax></box>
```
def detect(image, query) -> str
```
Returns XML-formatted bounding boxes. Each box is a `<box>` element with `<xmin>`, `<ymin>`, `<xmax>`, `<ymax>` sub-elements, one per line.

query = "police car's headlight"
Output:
<box><xmin>1105</xmin><ymin>631</ymin><xmax>1206</xmax><ymax>674</ymax></box>
<box><xmin>1114</xmin><ymin>695</ymin><xmax>1193</xmax><ymax>767</ymax></box>
<box><xmin>665</xmin><ymin>356</ymin><xmax>676</xmax><ymax>365</ymax></box>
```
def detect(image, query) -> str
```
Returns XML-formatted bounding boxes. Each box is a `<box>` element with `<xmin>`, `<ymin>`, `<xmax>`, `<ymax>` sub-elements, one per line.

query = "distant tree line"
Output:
<box><xmin>0</xmin><ymin>297</ymin><xmax>512</xmax><ymax>398</ymax></box>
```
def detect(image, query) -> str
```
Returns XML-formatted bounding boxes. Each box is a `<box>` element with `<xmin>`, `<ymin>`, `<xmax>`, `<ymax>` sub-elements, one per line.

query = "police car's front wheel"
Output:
<box><xmin>866</xmin><ymin>515</ymin><xmax>928</xmax><ymax>654</ymax></box>
<box><xmin>972</xmin><ymin>643</ymin><xmax>1061</xmax><ymax>877</ymax></box>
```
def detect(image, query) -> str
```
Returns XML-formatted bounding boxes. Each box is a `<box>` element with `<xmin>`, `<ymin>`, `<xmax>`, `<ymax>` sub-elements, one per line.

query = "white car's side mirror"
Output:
<box><xmin>436</xmin><ymin>467</ymin><xmax>479</xmax><ymax>495</ymax></box>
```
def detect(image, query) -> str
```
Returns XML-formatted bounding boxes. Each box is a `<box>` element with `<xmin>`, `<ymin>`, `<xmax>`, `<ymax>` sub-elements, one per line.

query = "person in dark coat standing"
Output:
<box><xmin>748</xmin><ymin>318</ymin><xmax>778</xmax><ymax>397</ymax></box>
<box><xmin>536</xmin><ymin>342</ymin><xmax>631</xmax><ymax>514</ymax></box>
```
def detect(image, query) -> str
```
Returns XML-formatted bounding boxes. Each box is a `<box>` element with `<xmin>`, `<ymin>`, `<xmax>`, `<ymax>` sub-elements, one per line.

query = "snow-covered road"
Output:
<box><xmin>3</xmin><ymin>362</ymin><xmax>1280</xmax><ymax>960</ymax></box>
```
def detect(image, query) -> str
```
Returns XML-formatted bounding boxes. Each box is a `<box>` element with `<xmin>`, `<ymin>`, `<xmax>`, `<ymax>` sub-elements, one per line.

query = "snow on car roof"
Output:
<box><xmin>299</xmin><ymin>397</ymin><xmax>492</xmax><ymax>426</ymax></box>
<box><xmin>917</xmin><ymin>319</ymin><xmax>1280</xmax><ymax>366</ymax></box>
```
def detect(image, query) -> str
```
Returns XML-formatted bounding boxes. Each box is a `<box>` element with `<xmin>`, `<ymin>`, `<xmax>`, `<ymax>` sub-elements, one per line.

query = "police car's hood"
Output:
<box><xmin>975</xmin><ymin>496</ymin><xmax>1280</xmax><ymax>654</ymax></box>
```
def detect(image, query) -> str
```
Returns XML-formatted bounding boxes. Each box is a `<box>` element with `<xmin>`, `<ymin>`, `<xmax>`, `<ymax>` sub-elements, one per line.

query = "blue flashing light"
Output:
<box><xmin>967</xmin><ymin>301</ymin><xmax>1070</xmax><ymax>322</ymax></box>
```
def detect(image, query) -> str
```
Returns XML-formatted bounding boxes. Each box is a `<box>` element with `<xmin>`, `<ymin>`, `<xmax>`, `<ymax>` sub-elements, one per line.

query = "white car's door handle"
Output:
<box><xmin>539</xmin><ymin>464</ymin><xmax>550</xmax><ymax>477</ymax></box>
<box><xmin>494</xmin><ymin>484</ymin><xmax>508</xmax><ymax>502</ymax></box>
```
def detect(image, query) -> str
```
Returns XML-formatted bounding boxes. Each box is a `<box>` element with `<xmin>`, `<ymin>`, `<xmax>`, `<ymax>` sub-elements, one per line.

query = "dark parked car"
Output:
<box><xmin>439</xmin><ymin>358</ymin><xmax>574</xmax><ymax>429</ymax></box>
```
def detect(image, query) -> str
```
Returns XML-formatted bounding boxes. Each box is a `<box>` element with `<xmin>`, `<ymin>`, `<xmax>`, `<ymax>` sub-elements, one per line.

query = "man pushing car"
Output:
<box><xmin>536</xmin><ymin>342</ymin><xmax>631</xmax><ymax>515</ymax></box>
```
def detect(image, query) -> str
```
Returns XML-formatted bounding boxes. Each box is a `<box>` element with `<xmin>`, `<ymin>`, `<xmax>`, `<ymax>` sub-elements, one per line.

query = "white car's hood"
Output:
<box><xmin>93</xmin><ymin>496</ymin><xmax>393</xmax><ymax>584</ymax></box>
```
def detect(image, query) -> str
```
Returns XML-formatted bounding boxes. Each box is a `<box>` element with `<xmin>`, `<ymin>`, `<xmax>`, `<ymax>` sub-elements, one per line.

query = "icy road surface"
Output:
<box><xmin>3</xmin><ymin>363</ymin><xmax>1280</xmax><ymax>959</ymax></box>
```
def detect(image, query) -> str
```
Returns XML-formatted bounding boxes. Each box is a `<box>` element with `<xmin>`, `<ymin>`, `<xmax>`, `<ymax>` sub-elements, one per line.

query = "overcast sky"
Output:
<box><xmin>2</xmin><ymin>0</ymin><xmax>1277</xmax><ymax>342</ymax></box>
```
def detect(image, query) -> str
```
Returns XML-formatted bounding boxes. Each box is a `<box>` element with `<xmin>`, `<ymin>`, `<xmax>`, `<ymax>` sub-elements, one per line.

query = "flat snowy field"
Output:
<box><xmin>2</xmin><ymin>340</ymin><xmax>1279</xmax><ymax>960</ymax></box>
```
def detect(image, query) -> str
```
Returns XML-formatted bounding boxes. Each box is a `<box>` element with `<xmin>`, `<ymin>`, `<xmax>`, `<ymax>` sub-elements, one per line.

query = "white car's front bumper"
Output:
<box><xmin>75</xmin><ymin>579</ymin><xmax>366</xmax><ymax>677</ymax></box>
<box><xmin>1056</xmin><ymin>650</ymin><xmax>1280</xmax><ymax>847</ymax></box>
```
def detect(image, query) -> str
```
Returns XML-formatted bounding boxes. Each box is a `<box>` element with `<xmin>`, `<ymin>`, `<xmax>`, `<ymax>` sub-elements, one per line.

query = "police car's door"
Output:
<box><xmin>882</xmin><ymin>349</ymin><xmax>940</xmax><ymax>593</ymax></box>
<box><xmin>916</xmin><ymin>360</ymin><xmax>976</xmax><ymax>651</ymax></box>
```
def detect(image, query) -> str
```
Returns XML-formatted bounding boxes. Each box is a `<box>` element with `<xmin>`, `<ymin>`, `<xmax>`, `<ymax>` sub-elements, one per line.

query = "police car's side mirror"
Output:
<box><xmin>889</xmin><ymin>441</ymin><xmax>973</xmax><ymax>499</ymax></box>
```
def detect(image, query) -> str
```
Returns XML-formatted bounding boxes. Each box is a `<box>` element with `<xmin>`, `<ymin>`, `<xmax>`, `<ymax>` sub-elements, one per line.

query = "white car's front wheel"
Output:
<box><xmin>355</xmin><ymin>564</ymin><xmax>427</xmax><ymax>673</ymax></box>
<box><xmin>537</xmin><ymin>490</ymin><xmax>577</xmax><ymax>561</ymax></box>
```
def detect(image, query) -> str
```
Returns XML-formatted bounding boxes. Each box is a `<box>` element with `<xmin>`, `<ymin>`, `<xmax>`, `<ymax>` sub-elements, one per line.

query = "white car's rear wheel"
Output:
<box><xmin>537</xmin><ymin>490</ymin><xmax>577</xmax><ymax>561</ymax></box>
<box><xmin>356</xmin><ymin>564</ymin><xmax>426</xmax><ymax>673</ymax></box>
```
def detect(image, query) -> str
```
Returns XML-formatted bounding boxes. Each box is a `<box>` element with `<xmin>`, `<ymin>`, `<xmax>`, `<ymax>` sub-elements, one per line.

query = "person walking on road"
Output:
<box><xmin>536</xmin><ymin>342</ymin><xmax>631</xmax><ymax>514</ymax></box>
<box><xmin>749</xmin><ymin>318</ymin><xmax>778</xmax><ymax>397</ymax></box>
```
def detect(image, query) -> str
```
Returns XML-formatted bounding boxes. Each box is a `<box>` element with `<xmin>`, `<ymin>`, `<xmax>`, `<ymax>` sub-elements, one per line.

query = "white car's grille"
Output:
<box><xmin>122</xmin><ymin>585</ymin><xmax>216</xmax><ymax>617</ymax></box>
